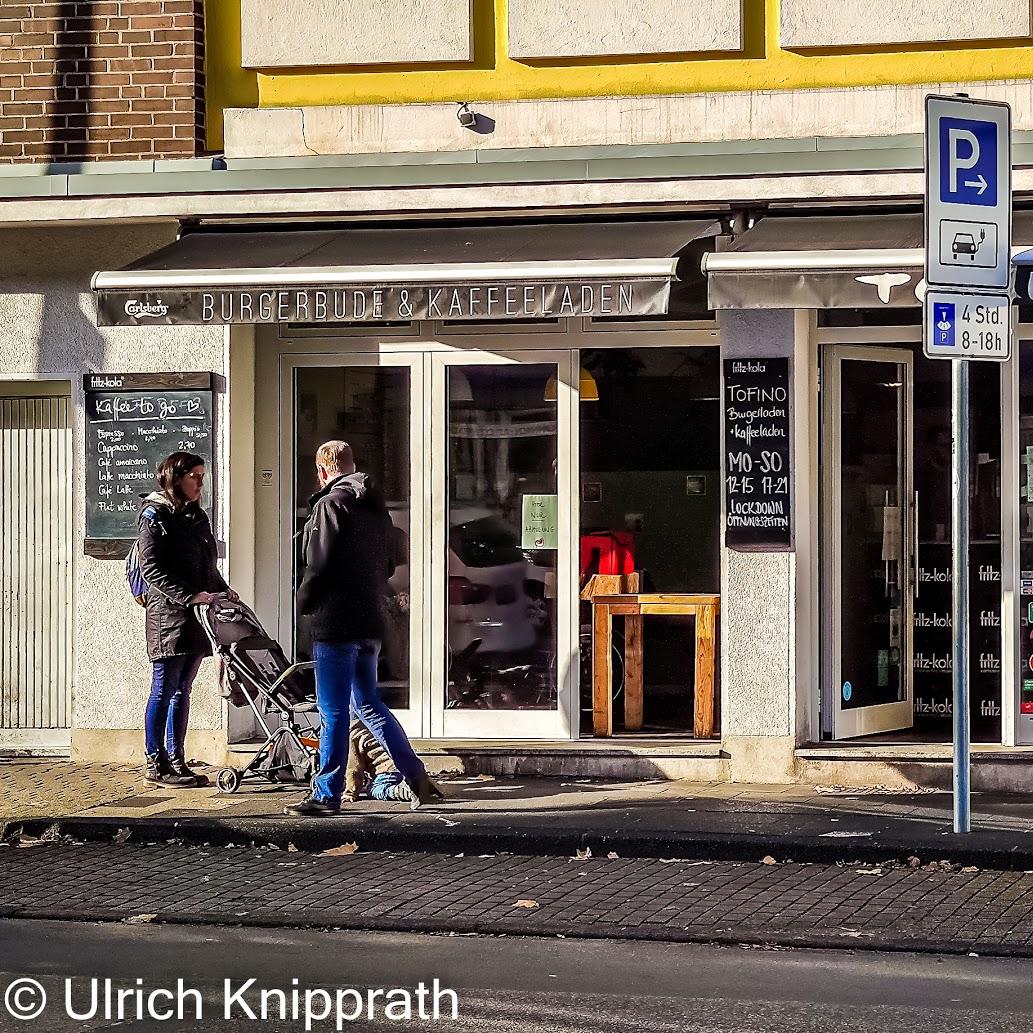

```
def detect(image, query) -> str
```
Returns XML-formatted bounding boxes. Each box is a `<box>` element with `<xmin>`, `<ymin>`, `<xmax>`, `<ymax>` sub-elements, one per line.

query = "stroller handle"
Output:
<box><xmin>194</xmin><ymin>597</ymin><xmax>316</xmax><ymax>693</ymax></box>
<box><xmin>193</xmin><ymin>595</ymin><xmax>260</xmax><ymax>624</ymax></box>
<box><xmin>268</xmin><ymin>660</ymin><xmax>315</xmax><ymax>695</ymax></box>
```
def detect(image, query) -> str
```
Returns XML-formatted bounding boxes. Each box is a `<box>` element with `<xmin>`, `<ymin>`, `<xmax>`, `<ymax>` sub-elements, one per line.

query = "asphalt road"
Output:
<box><xmin>2</xmin><ymin>919</ymin><xmax>1032</xmax><ymax>1032</ymax></box>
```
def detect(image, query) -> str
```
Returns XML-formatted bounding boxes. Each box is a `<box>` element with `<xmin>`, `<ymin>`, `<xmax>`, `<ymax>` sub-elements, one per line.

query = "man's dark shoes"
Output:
<box><xmin>284</xmin><ymin>796</ymin><xmax>341</xmax><ymax>817</ymax></box>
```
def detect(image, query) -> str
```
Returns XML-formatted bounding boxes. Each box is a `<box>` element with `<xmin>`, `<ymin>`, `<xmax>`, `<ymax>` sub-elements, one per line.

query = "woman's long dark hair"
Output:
<box><xmin>156</xmin><ymin>451</ymin><xmax>205</xmax><ymax>508</ymax></box>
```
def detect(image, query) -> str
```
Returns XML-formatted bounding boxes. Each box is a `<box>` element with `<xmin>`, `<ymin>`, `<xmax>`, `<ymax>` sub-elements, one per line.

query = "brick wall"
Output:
<box><xmin>0</xmin><ymin>1</ymin><xmax>205</xmax><ymax>163</ymax></box>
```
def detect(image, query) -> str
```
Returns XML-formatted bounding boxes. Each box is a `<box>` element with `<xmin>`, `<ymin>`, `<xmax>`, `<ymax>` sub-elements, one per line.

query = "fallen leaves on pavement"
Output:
<box><xmin>319</xmin><ymin>842</ymin><xmax>359</xmax><ymax>857</ymax></box>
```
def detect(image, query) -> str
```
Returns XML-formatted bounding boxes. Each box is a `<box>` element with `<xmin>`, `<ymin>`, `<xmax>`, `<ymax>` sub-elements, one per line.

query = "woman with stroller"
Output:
<box><xmin>137</xmin><ymin>451</ymin><xmax>238</xmax><ymax>788</ymax></box>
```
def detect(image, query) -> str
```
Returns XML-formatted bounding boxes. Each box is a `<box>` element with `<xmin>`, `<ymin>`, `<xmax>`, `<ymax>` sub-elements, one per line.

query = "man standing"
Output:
<box><xmin>286</xmin><ymin>440</ymin><xmax>442</xmax><ymax>816</ymax></box>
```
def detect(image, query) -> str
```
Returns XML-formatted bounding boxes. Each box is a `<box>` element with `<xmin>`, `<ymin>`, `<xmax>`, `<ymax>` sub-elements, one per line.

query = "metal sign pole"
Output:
<box><xmin>952</xmin><ymin>358</ymin><xmax>971</xmax><ymax>834</ymax></box>
<box><xmin>926</xmin><ymin>94</ymin><xmax>1011</xmax><ymax>834</ymax></box>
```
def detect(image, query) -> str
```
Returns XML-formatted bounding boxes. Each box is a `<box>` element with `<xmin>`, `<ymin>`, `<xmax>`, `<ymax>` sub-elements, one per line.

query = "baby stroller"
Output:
<box><xmin>195</xmin><ymin>598</ymin><xmax>319</xmax><ymax>794</ymax></box>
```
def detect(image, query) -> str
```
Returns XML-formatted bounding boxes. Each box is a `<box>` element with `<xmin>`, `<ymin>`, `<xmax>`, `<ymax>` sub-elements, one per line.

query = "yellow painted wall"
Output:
<box><xmin>205</xmin><ymin>0</ymin><xmax>1033</xmax><ymax>149</ymax></box>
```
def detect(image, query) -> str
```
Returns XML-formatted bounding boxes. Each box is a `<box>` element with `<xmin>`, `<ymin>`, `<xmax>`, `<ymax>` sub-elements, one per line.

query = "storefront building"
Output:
<box><xmin>6</xmin><ymin>1</ymin><xmax>1033</xmax><ymax>787</ymax></box>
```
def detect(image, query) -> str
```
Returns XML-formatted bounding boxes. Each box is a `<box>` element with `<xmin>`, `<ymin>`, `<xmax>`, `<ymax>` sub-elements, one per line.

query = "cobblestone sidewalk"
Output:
<box><xmin>3</xmin><ymin>841</ymin><xmax>1033</xmax><ymax>956</ymax></box>
<box><xmin>0</xmin><ymin>761</ymin><xmax>149</xmax><ymax>819</ymax></box>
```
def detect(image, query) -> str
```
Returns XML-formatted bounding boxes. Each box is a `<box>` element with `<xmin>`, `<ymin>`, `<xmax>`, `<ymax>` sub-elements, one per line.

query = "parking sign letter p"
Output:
<box><xmin>948</xmin><ymin>128</ymin><xmax>980</xmax><ymax>192</ymax></box>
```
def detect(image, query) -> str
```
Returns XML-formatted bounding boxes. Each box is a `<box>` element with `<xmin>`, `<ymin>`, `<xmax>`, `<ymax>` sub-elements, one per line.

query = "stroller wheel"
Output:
<box><xmin>216</xmin><ymin>767</ymin><xmax>242</xmax><ymax>794</ymax></box>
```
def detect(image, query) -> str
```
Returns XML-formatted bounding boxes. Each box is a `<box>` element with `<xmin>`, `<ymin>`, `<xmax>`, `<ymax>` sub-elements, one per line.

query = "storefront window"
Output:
<box><xmin>445</xmin><ymin>365</ymin><xmax>558</xmax><ymax>711</ymax></box>
<box><xmin>1017</xmin><ymin>341</ymin><xmax>1033</xmax><ymax>720</ymax></box>
<box><xmin>913</xmin><ymin>358</ymin><xmax>1001</xmax><ymax>743</ymax></box>
<box><xmin>293</xmin><ymin>366</ymin><xmax>411</xmax><ymax>709</ymax></box>
<box><xmin>579</xmin><ymin>347</ymin><xmax>721</xmax><ymax>733</ymax></box>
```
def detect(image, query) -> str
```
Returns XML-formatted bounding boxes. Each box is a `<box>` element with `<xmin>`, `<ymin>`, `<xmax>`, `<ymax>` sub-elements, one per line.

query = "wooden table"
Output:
<box><xmin>591</xmin><ymin>594</ymin><xmax>720</xmax><ymax>739</ymax></box>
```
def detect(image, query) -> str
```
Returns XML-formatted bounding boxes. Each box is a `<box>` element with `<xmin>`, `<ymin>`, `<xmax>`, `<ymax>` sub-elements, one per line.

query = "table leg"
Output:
<box><xmin>593</xmin><ymin>604</ymin><xmax>613</xmax><ymax>737</ymax></box>
<box><xmin>694</xmin><ymin>604</ymin><xmax>716</xmax><ymax>739</ymax></box>
<box><xmin>624</xmin><ymin>613</ymin><xmax>644</xmax><ymax>732</ymax></box>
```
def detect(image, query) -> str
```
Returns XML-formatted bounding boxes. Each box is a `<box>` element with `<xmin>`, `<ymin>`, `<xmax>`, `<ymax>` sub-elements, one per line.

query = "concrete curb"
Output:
<box><xmin>5</xmin><ymin>813</ymin><xmax>1033</xmax><ymax>869</ymax></box>
<box><xmin>0</xmin><ymin>902</ymin><xmax>1029</xmax><ymax>959</ymax></box>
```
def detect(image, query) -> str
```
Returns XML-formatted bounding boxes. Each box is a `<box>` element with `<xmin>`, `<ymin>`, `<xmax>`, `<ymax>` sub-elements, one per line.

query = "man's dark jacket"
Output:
<box><xmin>297</xmin><ymin>472</ymin><xmax>394</xmax><ymax>644</ymax></box>
<box><xmin>137</xmin><ymin>492</ymin><xmax>228</xmax><ymax>661</ymax></box>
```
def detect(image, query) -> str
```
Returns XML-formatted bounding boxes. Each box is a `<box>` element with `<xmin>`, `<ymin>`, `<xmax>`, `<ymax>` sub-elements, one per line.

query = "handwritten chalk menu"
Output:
<box><xmin>83</xmin><ymin>372</ymin><xmax>216</xmax><ymax>552</ymax></box>
<box><xmin>723</xmin><ymin>357</ymin><xmax>793</xmax><ymax>551</ymax></box>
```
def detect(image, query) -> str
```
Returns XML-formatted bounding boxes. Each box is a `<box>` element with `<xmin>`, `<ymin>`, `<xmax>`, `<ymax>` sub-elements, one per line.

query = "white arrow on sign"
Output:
<box><xmin>964</xmin><ymin>174</ymin><xmax>988</xmax><ymax>195</ymax></box>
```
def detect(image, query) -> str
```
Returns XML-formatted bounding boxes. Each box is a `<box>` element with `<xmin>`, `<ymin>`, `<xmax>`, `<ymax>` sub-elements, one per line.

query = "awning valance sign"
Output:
<box><xmin>704</xmin><ymin>212</ymin><xmax>1033</xmax><ymax>310</ymax></box>
<box><xmin>704</xmin><ymin>215</ymin><xmax>925</xmax><ymax>309</ymax></box>
<box><xmin>93</xmin><ymin>220</ymin><xmax>717</xmax><ymax>326</ymax></box>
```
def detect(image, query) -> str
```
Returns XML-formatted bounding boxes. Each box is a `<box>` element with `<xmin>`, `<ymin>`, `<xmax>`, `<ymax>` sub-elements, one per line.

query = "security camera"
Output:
<box><xmin>456</xmin><ymin>102</ymin><xmax>476</xmax><ymax>129</ymax></box>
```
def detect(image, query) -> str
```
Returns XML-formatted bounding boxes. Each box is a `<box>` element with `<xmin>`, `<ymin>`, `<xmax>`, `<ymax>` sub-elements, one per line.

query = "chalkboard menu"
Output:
<box><xmin>83</xmin><ymin>372</ymin><xmax>217</xmax><ymax>557</ymax></box>
<box><xmin>723</xmin><ymin>357</ymin><xmax>793</xmax><ymax>551</ymax></box>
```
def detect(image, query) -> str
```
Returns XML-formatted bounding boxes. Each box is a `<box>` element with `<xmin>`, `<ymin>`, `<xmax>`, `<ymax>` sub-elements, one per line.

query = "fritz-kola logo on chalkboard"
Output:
<box><xmin>124</xmin><ymin>298</ymin><xmax>169</xmax><ymax>318</ymax></box>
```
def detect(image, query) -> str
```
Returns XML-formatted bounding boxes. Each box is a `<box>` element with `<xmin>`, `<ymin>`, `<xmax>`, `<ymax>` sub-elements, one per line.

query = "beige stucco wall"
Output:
<box><xmin>508</xmin><ymin>0</ymin><xmax>742</xmax><ymax>59</ymax></box>
<box><xmin>240</xmin><ymin>0</ymin><xmax>474</xmax><ymax>68</ymax></box>
<box><xmin>780</xmin><ymin>0</ymin><xmax>1031</xmax><ymax>48</ymax></box>
<box><xmin>225</xmin><ymin>78</ymin><xmax>1033</xmax><ymax>159</ymax></box>
<box><xmin>0</xmin><ymin>224</ymin><xmax>228</xmax><ymax>762</ymax></box>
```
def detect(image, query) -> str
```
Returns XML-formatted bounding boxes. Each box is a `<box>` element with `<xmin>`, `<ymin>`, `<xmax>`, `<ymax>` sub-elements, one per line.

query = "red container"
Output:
<box><xmin>580</xmin><ymin>531</ymin><xmax>635</xmax><ymax>579</ymax></box>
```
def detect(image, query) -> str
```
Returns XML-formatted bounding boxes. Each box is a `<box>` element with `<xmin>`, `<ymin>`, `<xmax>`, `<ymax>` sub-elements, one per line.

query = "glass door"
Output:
<box><xmin>430</xmin><ymin>350</ymin><xmax>577</xmax><ymax>738</ymax></box>
<box><xmin>822</xmin><ymin>346</ymin><xmax>915</xmax><ymax>739</ymax></box>
<box><xmin>280</xmin><ymin>353</ymin><xmax>426</xmax><ymax>738</ymax></box>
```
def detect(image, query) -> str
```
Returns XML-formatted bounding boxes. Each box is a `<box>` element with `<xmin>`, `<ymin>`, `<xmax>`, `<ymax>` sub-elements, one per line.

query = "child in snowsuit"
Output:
<box><xmin>344</xmin><ymin>718</ymin><xmax>413</xmax><ymax>803</ymax></box>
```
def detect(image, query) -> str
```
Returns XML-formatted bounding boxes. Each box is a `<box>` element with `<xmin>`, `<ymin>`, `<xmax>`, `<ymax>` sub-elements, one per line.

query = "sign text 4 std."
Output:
<box><xmin>924</xmin><ymin>290</ymin><xmax>1010</xmax><ymax>361</ymax></box>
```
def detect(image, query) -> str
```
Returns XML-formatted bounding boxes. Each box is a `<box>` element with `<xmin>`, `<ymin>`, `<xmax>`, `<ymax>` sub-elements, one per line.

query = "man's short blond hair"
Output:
<box><xmin>315</xmin><ymin>440</ymin><xmax>355</xmax><ymax>475</ymax></box>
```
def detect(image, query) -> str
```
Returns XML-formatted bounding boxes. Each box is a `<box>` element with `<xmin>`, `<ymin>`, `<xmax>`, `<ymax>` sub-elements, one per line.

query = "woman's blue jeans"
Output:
<box><xmin>145</xmin><ymin>654</ymin><xmax>203</xmax><ymax>758</ymax></box>
<box><xmin>311</xmin><ymin>639</ymin><xmax>425</xmax><ymax>804</ymax></box>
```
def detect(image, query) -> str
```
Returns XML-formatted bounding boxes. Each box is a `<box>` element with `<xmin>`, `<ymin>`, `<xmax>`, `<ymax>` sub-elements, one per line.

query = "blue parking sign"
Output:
<box><xmin>939</xmin><ymin>117</ymin><xmax>997</xmax><ymax>207</ymax></box>
<box><xmin>933</xmin><ymin>302</ymin><xmax>956</xmax><ymax>346</ymax></box>
<box><xmin>926</xmin><ymin>96</ymin><xmax>1011</xmax><ymax>291</ymax></box>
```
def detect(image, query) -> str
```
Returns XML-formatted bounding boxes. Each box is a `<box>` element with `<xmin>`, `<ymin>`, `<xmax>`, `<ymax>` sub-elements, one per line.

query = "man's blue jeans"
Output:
<box><xmin>311</xmin><ymin>639</ymin><xmax>426</xmax><ymax>804</ymax></box>
<box><xmin>145</xmin><ymin>654</ymin><xmax>203</xmax><ymax>758</ymax></box>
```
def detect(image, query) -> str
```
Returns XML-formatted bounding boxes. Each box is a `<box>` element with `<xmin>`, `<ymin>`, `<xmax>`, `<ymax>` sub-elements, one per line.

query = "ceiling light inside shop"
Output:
<box><xmin>450</xmin><ymin>368</ymin><xmax>474</xmax><ymax>402</ymax></box>
<box><xmin>544</xmin><ymin>367</ymin><xmax>599</xmax><ymax>402</ymax></box>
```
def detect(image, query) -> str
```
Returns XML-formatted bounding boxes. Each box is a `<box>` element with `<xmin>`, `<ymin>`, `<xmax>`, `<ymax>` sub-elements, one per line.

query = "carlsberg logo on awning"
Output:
<box><xmin>123</xmin><ymin>299</ymin><xmax>170</xmax><ymax>318</ymax></box>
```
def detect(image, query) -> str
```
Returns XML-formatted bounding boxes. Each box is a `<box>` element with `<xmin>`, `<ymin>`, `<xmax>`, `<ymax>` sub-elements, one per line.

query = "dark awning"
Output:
<box><xmin>706</xmin><ymin>212</ymin><xmax>1033</xmax><ymax>310</ymax></box>
<box><xmin>704</xmin><ymin>215</ymin><xmax>924</xmax><ymax>309</ymax></box>
<box><xmin>92</xmin><ymin>219</ymin><xmax>718</xmax><ymax>326</ymax></box>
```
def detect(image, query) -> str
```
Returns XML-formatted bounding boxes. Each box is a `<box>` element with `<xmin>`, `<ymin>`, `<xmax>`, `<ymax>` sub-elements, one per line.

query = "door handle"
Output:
<box><xmin>913</xmin><ymin>491</ymin><xmax>919</xmax><ymax>599</ymax></box>
<box><xmin>884</xmin><ymin>489</ymin><xmax>892</xmax><ymax>597</ymax></box>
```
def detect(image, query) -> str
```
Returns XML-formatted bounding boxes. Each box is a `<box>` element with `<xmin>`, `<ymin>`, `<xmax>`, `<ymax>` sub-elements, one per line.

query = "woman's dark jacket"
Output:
<box><xmin>296</xmin><ymin>472</ymin><xmax>394</xmax><ymax>644</ymax></box>
<box><xmin>137</xmin><ymin>492</ymin><xmax>227</xmax><ymax>661</ymax></box>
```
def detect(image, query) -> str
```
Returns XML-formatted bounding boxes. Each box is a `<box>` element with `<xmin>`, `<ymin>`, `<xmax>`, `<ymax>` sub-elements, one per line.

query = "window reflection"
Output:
<box><xmin>294</xmin><ymin>367</ymin><xmax>411</xmax><ymax>710</ymax></box>
<box><xmin>445</xmin><ymin>365</ymin><xmax>558</xmax><ymax>711</ymax></box>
